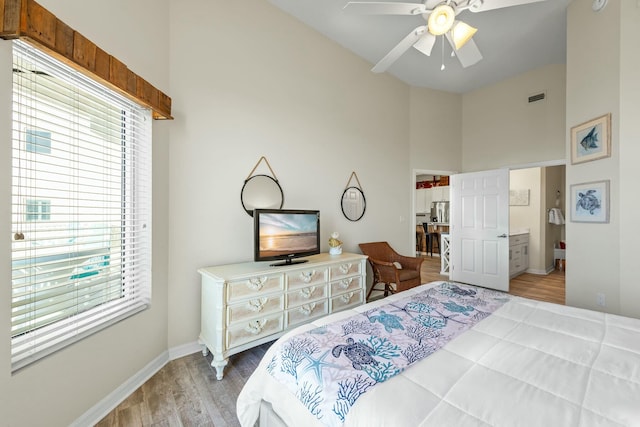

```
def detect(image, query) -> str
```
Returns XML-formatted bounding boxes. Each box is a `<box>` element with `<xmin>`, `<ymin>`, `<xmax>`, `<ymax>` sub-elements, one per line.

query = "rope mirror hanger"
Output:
<box><xmin>241</xmin><ymin>156</ymin><xmax>284</xmax><ymax>217</ymax></box>
<box><xmin>341</xmin><ymin>171</ymin><xmax>366</xmax><ymax>222</ymax></box>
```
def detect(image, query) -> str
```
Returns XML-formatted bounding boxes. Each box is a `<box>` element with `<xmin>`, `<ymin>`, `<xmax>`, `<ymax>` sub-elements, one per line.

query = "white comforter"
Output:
<box><xmin>237</xmin><ymin>282</ymin><xmax>640</xmax><ymax>427</ymax></box>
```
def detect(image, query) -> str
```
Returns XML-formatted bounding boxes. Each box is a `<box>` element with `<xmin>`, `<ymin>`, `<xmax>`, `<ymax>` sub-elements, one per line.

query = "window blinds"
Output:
<box><xmin>11</xmin><ymin>40</ymin><xmax>152</xmax><ymax>371</ymax></box>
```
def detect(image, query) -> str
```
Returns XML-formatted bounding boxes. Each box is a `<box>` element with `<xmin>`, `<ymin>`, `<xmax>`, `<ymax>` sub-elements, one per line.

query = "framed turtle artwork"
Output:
<box><xmin>571</xmin><ymin>113</ymin><xmax>611</xmax><ymax>164</ymax></box>
<box><xmin>570</xmin><ymin>180</ymin><xmax>610</xmax><ymax>223</ymax></box>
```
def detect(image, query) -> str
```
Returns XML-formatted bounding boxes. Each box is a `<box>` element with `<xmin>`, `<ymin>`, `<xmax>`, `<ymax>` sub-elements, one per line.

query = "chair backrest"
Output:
<box><xmin>358</xmin><ymin>241</ymin><xmax>396</xmax><ymax>262</ymax></box>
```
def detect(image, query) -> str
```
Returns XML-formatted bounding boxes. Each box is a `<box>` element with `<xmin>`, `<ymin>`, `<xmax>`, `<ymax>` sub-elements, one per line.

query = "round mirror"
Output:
<box><xmin>241</xmin><ymin>174</ymin><xmax>284</xmax><ymax>216</ymax></box>
<box><xmin>341</xmin><ymin>186</ymin><xmax>366</xmax><ymax>221</ymax></box>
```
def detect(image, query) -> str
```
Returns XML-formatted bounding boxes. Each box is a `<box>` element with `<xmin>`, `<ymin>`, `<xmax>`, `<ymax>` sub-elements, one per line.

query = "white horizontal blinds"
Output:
<box><xmin>11</xmin><ymin>40</ymin><xmax>152</xmax><ymax>371</ymax></box>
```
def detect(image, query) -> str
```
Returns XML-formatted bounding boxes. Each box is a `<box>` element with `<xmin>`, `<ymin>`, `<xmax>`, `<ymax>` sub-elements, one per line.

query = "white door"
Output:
<box><xmin>450</xmin><ymin>169</ymin><xmax>510</xmax><ymax>291</ymax></box>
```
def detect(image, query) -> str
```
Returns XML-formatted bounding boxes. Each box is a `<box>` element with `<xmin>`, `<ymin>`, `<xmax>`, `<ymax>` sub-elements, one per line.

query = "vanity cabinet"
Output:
<box><xmin>509</xmin><ymin>233</ymin><xmax>529</xmax><ymax>278</ymax></box>
<box><xmin>198</xmin><ymin>252</ymin><xmax>367</xmax><ymax>380</ymax></box>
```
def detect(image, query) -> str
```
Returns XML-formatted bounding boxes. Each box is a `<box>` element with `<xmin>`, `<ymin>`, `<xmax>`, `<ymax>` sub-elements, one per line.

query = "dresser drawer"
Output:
<box><xmin>227</xmin><ymin>294</ymin><xmax>284</xmax><ymax>325</ymax></box>
<box><xmin>330</xmin><ymin>275</ymin><xmax>362</xmax><ymax>295</ymax></box>
<box><xmin>227</xmin><ymin>275</ymin><xmax>283</xmax><ymax>303</ymax></box>
<box><xmin>226</xmin><ymin>313</ymin><xmax>284</xmax><ymax>349</ymax></box>
<box><xmin>509</xmin><ymin>234</ymin><xmax>529</xmax><ymax>246</ymax></box>
<box><xmin>330</xmin><ymin>289</ymin><xmax>364</xmax><ymax>312</ymax></box>
<box><xmin>286</xmin><ymin>268</ymin><xmax>328</xmax><ymax>289</ymax></box>
<box><xmin>286</xmin><ymin>284</ymin><xmax>328</xmax><ymax>308</ymax></box>
<box><xmin>329</xmin><ymin>262</ymin><xmax>361</xmax><ymax>280</ymax></box>
<box><xmin>286</xmin><ymin>300</ymin><xmax>328</xmax><ymax>327</ymax></box>
<box><xmin>512</xmin><ymin>247</ymin><xmax>522</xmax><ymax>258</ymax></box>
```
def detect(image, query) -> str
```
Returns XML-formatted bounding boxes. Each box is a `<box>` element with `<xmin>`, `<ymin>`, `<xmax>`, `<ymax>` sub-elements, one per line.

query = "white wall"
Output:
<box><xmin>618</xmin><ymin>2</ymin><xmax>640</xmax><ymax>318</ymax></box>
<box><xmin>565</xmin><ymin>1</ymin><xmax>621</xmax><ymax>314</ymax></box>
<box><xmin>167</xmin><ymin>0</ymin><xmax>412</xmax><ymax>348</ymax></box>
<box><xmin>462</xmin><ymin>63</ymin><xmax>566</xmax><ymax>171</ymax></box>
<box><xmin>409</xmin><ymin>86</ymin><xmax>462</xmax><ymax>172</ymax></box>
<box><xmin>0</xmin><ymin>1</ymin><xmax>171</xmax><ymax>425</ymax></box>
<box><xmin>565</xmin><ymin>1</ymin><xmax>640</xmax><ymax>318</ymax></box>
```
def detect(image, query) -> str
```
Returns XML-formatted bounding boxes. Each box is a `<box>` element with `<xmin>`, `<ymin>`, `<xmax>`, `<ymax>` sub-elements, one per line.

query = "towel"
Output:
<box><xmin>548</xmin><ymin>208</ymin><xmax>565</xmax><ymax>225</ymax></box>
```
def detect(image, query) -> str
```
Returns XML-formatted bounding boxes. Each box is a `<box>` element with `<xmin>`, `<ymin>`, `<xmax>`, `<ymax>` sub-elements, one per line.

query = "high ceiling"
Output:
<box><xmin>267</xmin><ymin>0</ymin><xmax>571</xmax><ymax>93</ymax></box>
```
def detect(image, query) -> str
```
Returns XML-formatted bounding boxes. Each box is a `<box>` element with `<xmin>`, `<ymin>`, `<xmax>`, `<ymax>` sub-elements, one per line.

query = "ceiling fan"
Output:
<box><xmin>344</xmin><ymin>0</ymin><xmax>550</xmax><ymax>72</ymax></box>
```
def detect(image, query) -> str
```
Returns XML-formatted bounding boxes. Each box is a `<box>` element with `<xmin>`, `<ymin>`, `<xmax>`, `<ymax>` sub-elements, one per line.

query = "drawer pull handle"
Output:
<box><xmin>340</xmin><ymin>292</ymin><xmax>354</xmax><ymax>304</ymax></box>
<box><xmin>300</xmin><ymin>271</ymin><xmax>316</xmax><ymax>283</ymax></box>
<box><xmin>247</xmin><ymin>298</ymin><xmax>267</xmax><ymax>312</ymax></box>
<box><xmin>339</xmin><ymin>264</ymin><xmax>352</xmax><ymax>274</ymax></box>
<box><xmin>246</xmin><ymin>277</ymin><xmax>267</xmax><ymax>291</ymax></box>
<box><xmin>299</xmin><ymin>287</ymin><xmax>315</xmax><ymax>299</ymax></box>
<box><xmin>298</xmin><ymin>303</ymin><xmax>316</xmax><ymax>316</ymax></box>
<box><xmin>245</xmin><ymin>319</ymin><xmax>266</xmax><ymax>335</ymax></box>
<box><xmin>339</xmin><ymin>278</ymin><xmax>353</xmax><ymax>289</ymax></box>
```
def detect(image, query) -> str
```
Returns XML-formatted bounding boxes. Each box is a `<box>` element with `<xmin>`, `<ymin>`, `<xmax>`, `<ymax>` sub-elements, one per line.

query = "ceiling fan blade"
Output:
<box><xmin>413</xmin><ymin>33</ymin><xmax>437</xmax><ymax>56</ymax></box>
<box><xmin>372</xmin><ymin>26</ymin><xmax>427</xmax><ymax>73</ymax></box>
<box><xmin>468</xmin><ymin>0</ymin><xmax>548</xmax><ymax>12</ymax></box>
<box><xmin>445</xmin><ymin>33</ymin><xmax>482</xmax><ymax>68</ymax></box>
<box><xmin>343</xmin><ymin>2</ymin><xmax>427</xmax><ymax>15</ymax></box>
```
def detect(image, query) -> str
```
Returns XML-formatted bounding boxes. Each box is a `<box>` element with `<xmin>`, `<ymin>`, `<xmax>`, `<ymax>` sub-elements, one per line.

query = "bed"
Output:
<box><xmin>237</xmin><ymin>281</ymin><xmax>640</xmax><ymax>427</ymax></box>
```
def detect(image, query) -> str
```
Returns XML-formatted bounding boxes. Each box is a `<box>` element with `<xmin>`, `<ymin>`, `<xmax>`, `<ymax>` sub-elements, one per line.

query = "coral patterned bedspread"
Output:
<box><xmin>265</xmin><ymin>282</ymin><xmax>509</xmax><ymax>427</ymax></box>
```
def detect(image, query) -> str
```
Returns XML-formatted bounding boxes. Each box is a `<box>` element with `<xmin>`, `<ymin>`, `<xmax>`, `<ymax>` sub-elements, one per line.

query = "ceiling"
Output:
<box><xmin>267</xmin><ymin>0</ymin><xmax>572</xmax><ymax>93</ymax></box>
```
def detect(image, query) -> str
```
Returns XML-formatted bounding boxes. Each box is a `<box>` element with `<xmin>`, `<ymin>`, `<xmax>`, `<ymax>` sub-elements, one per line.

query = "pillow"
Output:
<box><xmin>393</xmin><ymin>261</ymin><xmax>402</xmax><ymax>269</ymax></box>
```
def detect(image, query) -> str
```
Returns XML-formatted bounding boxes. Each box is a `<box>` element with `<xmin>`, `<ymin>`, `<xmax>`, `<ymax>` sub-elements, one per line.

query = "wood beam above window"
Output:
<box><xmin>0</xmin><ymin>0</ymin><xmax>173</xmax><ymax>120</ymax></box>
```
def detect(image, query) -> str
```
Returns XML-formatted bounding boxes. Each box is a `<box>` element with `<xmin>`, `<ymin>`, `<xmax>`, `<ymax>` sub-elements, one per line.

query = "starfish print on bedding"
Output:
<box><xmin>301</xmin><ymin>349</ymin><xmax>342</xmax><ymax>384</ymax></box>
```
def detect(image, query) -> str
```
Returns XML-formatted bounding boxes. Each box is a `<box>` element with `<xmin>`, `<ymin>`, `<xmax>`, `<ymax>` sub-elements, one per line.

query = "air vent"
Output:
<box><xmin>528</xmin><ymin>92</ymin><xmax>546</xmax><ymax>103</ymax></box>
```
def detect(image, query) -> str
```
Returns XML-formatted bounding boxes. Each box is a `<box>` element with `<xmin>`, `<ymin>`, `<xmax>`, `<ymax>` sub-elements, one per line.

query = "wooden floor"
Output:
<box><xmin>96</xmin><ymin>342</ymin><xmax>274</xmax><ymax>427</ymax></box>
<box><xmin>96</xmin><ymin>257</ymin><xmax>564</xmax><ymax>426</ymax></box>
<box><xmin>419</xmin><ymin>254</ymin><xmax>566</xmax><ymax>305</ymax></box>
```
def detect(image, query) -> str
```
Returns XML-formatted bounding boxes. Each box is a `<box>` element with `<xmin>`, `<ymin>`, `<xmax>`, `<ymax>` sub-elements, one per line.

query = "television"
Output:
<box><xmin>254</xmin><ymin>209</ymin><xmax>320</xmax><ymax>266</ymax></box>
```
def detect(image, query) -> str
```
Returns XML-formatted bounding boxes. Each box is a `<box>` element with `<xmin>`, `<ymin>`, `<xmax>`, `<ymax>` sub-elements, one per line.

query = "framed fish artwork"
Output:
<box><xmin>570</xmin><ymin>180</ymin><xmax>610</xmax><ymax>223</ymax></box>
<box><xmin>570</xmin><ymin>113</ymin><xmax>611</xmax><ymax>164</ymax></box>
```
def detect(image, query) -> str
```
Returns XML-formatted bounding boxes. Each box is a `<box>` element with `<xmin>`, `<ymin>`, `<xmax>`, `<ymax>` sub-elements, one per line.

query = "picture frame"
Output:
<box><xmin>570</xmin><ymin>180</ymin><xmax>610</xmax><ymax>223</ymax></box>
<box><xmin>509</xmin><ymin>189</ymin><xmax>530</xmax><ymax>206</ymax></box>
<box><xmin>570</xmin><ymin>113</ymin><xmax>611</xmax><ymax>164</ymax></box>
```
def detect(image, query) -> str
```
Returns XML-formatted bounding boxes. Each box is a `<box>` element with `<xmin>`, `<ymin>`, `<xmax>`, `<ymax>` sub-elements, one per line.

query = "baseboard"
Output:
<box><xmin>525</xmin><ymin>268</ymin><xmax>551</xmax><ymax>275</ymax></box>
<box><xmin>169</xmin><ymin>340</ymin><xmax>202</xmax><ymax>360</ymax></box>
<box><xmin>70</xmin><ymin>341</ymin><xmax>201</xmax><ymax>426</ymax></box>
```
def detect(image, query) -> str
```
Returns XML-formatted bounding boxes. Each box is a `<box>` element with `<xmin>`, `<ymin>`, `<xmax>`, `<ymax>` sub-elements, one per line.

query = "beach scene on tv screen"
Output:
<box><xmin>259</xmin><ymin>213</ymin><xmax>317</xmax><ymax>257</ymax></box>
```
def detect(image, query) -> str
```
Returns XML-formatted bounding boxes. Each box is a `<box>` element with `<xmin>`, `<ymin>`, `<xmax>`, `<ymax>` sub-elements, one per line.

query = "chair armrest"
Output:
<box><xmin>368</xmin><ymin>257</ymin><xmax>397</xmax><ymax>268</ymax></box>
<box><xmin>394</xmin><ymin>255</ymin><xmax>424</xmax><ymax>271</ymax></box>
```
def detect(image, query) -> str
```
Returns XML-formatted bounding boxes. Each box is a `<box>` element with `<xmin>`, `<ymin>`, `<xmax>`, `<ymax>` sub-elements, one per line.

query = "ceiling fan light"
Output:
<box><xmin>451</xmin><ymin>21</ymin><xmax>477</xmax><ymax>50</ymax></box>
<box><xmin>427</xmin><ymin>5</ymin><xmax>455</xmax><ymax>36</ymax></box>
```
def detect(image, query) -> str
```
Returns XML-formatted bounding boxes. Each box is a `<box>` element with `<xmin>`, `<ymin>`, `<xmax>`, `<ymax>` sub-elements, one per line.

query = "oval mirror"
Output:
<box><xmin>341</xmin><ymin>186</ymin><xmax>366</xmax><ymax>221</ymax></box>
<box><xmin>241</xmin><ymin>174</ymin><xmax>284</xmax><ymax>216</ymax></box>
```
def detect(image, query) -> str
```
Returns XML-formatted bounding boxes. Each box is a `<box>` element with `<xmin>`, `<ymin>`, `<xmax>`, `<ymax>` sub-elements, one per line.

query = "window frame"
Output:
<box><xmin>10</xmin><ymin>40</ymin><xmax>153</xmax><ymax>372</ymax></box>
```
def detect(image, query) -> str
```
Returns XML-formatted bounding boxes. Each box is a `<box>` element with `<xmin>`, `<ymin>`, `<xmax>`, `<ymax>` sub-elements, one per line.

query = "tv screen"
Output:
<box><xmin>254</xmin><ymin>209</ymin><xmax>320</xmax><ymax>266</ymax></box>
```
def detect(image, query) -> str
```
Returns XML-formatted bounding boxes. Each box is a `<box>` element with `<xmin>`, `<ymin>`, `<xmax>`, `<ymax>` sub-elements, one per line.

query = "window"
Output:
<box><xmin>11</xmin><ymin>40</ymin><xmax>152</xmax><ymax>371</ymax></box>
<box><xmin>25</xmin><ymin>129</ymin><xmax>51</xmax><ymax>154</ymax></box>
<box><xmin>25</xmin><ymin>199</ymin><xmax>51</xmax><ymax>221</ymax></box>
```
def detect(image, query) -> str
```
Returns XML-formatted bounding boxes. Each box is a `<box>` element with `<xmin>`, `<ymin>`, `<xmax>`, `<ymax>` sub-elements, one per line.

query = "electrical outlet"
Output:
<box><xmin>596</xmin><ymin>293</ymin><xmax>606</xmax><ymax>307</ymax></box>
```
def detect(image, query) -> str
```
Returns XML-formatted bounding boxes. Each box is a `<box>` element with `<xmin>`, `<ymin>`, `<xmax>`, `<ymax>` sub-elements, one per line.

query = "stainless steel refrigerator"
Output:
<box><xmin>430</xmin><ymin>201</ymin><xmax>449</xmax><ymax>224</ymax></box>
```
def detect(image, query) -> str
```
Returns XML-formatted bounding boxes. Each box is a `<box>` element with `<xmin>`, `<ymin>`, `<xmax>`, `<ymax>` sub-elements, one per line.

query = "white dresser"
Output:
<box><xmin>197</xmin><ymin>252</ymin><xmax>367</xmax><ymax>379</ymax></box>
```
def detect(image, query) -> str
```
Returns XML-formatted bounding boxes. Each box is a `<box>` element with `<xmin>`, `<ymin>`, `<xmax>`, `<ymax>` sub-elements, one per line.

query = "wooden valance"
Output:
<box><xmin>0</xmin><ymin>0</ymin><xmax>173</xmax><ymax>120</ymax></box>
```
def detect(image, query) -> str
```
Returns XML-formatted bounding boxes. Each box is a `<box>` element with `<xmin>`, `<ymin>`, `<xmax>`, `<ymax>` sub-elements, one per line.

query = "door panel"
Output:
<box><xmin>451</xmin><ymin>169</ymin><xmax>509</xmax><ymax>291</ymax></box>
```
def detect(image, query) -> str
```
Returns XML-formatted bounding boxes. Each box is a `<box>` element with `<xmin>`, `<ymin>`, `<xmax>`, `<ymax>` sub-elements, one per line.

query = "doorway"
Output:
<box><xmin>412</xmin><ymin>163</ymin><xmax>566</xmax><ymax>298</ymax></box>
<box><xmin>412</xmin><ymin>168</ymin><xmax>457</xmax><ymax>258</ymax></box>
<box><xmin>509</xmin><ymin>164</ymin><xmax>566</xmax><ymax>275</ymax></box>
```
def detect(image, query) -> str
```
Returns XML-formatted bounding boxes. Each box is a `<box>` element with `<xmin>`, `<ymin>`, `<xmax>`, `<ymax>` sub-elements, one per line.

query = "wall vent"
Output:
<box><xmin>528</xmin><ymin>92</ymin><xmax>546</xmax><ymax>103</ymax></box>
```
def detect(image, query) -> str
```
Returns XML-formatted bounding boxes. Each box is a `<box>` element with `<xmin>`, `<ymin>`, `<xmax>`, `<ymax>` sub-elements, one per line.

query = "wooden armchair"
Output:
<box><xmin>358</xmin><ymin>241</ymin><xmax>424</xmax><ymax>300</ymax></box>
